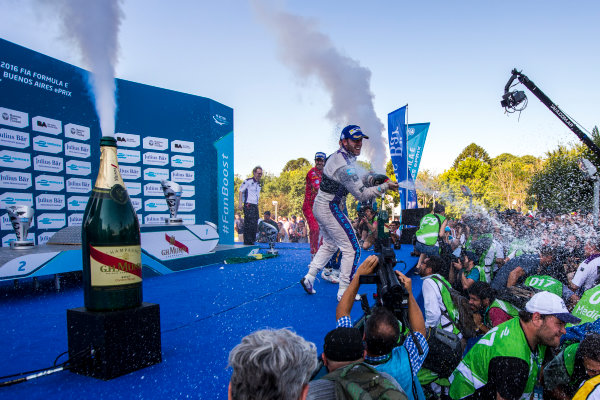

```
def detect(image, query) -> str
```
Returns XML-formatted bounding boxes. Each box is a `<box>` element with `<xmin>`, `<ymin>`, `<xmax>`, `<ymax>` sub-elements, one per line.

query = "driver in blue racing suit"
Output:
<box><xmin>300</xmin><ymin>125</ymin><xmax>399</xmax><ymax>301</ymax></box>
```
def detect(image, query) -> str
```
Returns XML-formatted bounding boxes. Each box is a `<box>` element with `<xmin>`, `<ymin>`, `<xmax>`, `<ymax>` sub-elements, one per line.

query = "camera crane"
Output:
<box><xmin>501</xmin><ymin>68</ymin><xmax>600</xmax><ymax>160</ymax></box>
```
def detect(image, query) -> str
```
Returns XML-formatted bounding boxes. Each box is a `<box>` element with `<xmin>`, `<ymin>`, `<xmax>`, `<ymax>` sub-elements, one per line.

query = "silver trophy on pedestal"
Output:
<box><xmin>161</xmin><ymin>180</ymin><xmax>183</xmax><ymax>224</ymax></box>
<box><xmin>7</xmin><ymin>205</ymin><xmax>35</xmax><ymax>249</ymax></box>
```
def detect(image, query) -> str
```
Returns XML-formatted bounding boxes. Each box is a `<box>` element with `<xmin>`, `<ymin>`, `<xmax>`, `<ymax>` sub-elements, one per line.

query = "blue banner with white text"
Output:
<box><xmin>406</xmin><ymin>123</ymin><xmax>430</xmax><ymax>208</ymax></box>
<box><xmin>387</xmin><ymin>106</ymin><xmax>407</xmax><ymax>210</ymax></box>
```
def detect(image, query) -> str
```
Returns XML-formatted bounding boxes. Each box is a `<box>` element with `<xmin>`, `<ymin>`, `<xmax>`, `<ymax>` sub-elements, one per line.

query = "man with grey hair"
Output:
<box><xmin>228</xmin><ymin>328</ymin><xmax>318</xmax><ymax>400</ymax></box>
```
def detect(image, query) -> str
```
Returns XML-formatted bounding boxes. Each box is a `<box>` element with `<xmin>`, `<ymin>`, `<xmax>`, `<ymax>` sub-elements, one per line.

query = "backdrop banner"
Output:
<box><xmin>406</xmin><ymin>122</ymin><xmax>430</xmax><ymax>209</ymax></box>
<box><xmin>388</xmin><ymin>106</ymin><xmax>407</xmax><ymax>210</ymax></box>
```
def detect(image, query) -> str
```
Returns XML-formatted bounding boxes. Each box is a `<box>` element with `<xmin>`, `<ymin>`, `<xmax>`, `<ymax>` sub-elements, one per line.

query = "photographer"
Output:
<box><xmin>448</xmin><ymin>250</ymin><xmax>480</xmax><ymax>294</ymax></box>
<box><xmin>358</xmin><ymin>205</ymin><xmax>378</xmax><ymax>250</ymax></box>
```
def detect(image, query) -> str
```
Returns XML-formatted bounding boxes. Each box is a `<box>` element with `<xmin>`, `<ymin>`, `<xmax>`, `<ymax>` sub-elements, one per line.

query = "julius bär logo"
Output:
<box><xmin>2</xmin><ymin>113</ymin><xmax>8</xmax><ymax>120</ymax></box>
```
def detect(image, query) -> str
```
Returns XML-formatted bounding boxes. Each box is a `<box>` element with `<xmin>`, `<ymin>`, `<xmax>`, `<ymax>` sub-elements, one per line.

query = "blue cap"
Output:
<box><xmin>340</xmin><ymin>125</ymin><xmax>369</xmax><ymax>140</ymax></box>
<box><xmin>315</xmin><ymin>152</ymin><xmax>326</xmax><ymax>160</ymax></box>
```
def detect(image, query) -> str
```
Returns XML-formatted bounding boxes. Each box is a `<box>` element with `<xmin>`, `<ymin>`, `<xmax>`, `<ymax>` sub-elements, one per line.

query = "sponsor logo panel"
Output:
<box><xmin>179</xmin><ymin>214</ymin><xmax>196</xmax><ymax>225</ymax></box>
<box><xmin>179</xmin><ymin>200</ymin><xmax>196</xmax><ymax>212</ymax></box>
<box><xmin>37</xmin><ymin>232</ymin><xmax>54</xmax><ymax>245</ymax></box>
<box><xmin>1</xmin><ymin>212</ymin><xmax>35</xmax><ymax>230</ymax></box>
<box><xmin>117</xmin><ymin>149</ymin><xmax>141</xmax><ymax>164</ymax></box>
<box><xmin>144</xmin><ymin>214</ymin><xmax>169</xmax><ymax>225</ymax></box>
<box><xmin>34</xmin><ymin>155</ymin><xmax>63</xmax><ymax>173</ymax></box>
<box><xmin>171</xmin><ymin>154</ymin><xmax>194</xmax><ymax>168</ymax></box>
<box><xmin>64</xmin><ymin>141</ymin><xmax>91</xmax><ymax>158</ymax></box>
<box><xmin>37</xmin><ymin>213</ymin><xmax>66</xmax><ymax>230</ymax></box>
<box><xmin>171</xmin><ymin>140</ymin><xmax>194</xmax><ymax>153</ymax></box>
<box><xmin>0</xmin><ymin>192</ymin><xmax>34</xmax><ymax>207</ymax></box>
<box><xmin>143</xmin><ymin>152</ymin><xmax>169</xmax><ymax>166</ymax></box>
<box><xmin>140</xmin><ymin>229</ymin><xmax>216</xmax><ymax>260</ymax></box>
<box><xmin>0</xmin><ymin>107</ymin><xmax>29</xmax><ymax>129</ymax></box>
<box><xmin>171</xmin><ymin>169</ymin><xmax>195</xmax><ymax>183</ymax></box>
<box><xmin>68</xmin><ymin>213</ymin><xmax>84</xmax><ymax>227</ymax></box>
<box><xmin>143</xmin><ymin>183</ymin><xmax>163</xmax><ymax>197</ymax></box>
<box><xmin>32</xmin><ymin>116</ymin><xmax>62</xmax><ymax>135</ymax></box>
<box><xmin>143</xmin><ymin>168</ymin><xmax>169</xmax><ymax>181</ymax></box>
<box><xmin>0</xmin><ymin>149</ymin><xmax>31</xmax><ymax>169</ymax></box>
<box><xmin>119</xmin><ymin>165</ymin><xmax>141</xmax><ymax>180</ymax></box>
<box><xmin>0</xmin><ymin>171</ymin><xmax>32</xmax><ymax>190</ymax></box>
<box><xmin>3</xmin><ymin>233</ymin><xmax>35</xmax><ymax>247</ymax></box>
<box><xmin>124</xmin><ymin>181</ymin><xmax>141</xmax><ymax>196</ymax></box>
<box><xmin>144</xmin><ymin>199</ymin><xmax>168</xmax><ymax>212</ymax></box>
<box><xmin>33</xmin><ymin>135</ymin><xmax>63</xmax><ymax>154</ymax></box>
<box><xmin>67</xmin><ymin>196</ymin><xmax>89</xmax><ymax>211</ymax></box>
<box><xmin>66</xmin><ymin>177</ymin><xmax>91</xmax><ymax>193</ymax></box>
<box><xmin>212</xmin><ymin>114</ymin><xmax>229</xmax><ymax>126</ymax></box>
<box><xmin>66</xmin><ymin>160</ymin><xmax>91</xmax><ymax>176</ymax></box>
<box><xmin>143</xmin><ymin>136</ymin><xmax>169</xmax><ymax>151</ymax></box>
<box><xmin>130</xmin><ymin>198</ymin><xmax>142</xmax><ymax>212</ymax></box>
<box><xmin>64</xmin><ymin>123</ymin><xmax>90</xmax><ymax>141</ymax></box>
<box><xmin>36</xmin><ymin>194</ymin><xmax>65</xmax><ymax>210</ymax></box>
<box><xmin>0</xmin><ymin>128</ymin><xmax>29</xmax><ymax>149</ymax></box>
<box><xmin>181</xmin><ymin>185</ymin><xmax>195</xmax><ymax>198</ymax></box>
<box><xmin>115</xmin><ymin>132</ymin><xmax>140</xmax><ymax>148</ymax></box>
<box><xmin>36</xmin><ymin>174</ymin><xmax>65</xmax><ymax>192</ymax></box>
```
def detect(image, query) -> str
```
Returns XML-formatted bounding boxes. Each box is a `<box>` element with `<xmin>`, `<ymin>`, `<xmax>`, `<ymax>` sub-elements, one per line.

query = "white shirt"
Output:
<box><xmin>422</xmin><ymin>275</ymin><xmax>451</xmax><ymax>331</ymax></box>
<box><xmin>239</xmin><ymin>178</ymin><xmax>261</xmax><ymax>205</ymax></box>
<box><xmin>572</xmin><ymin>254</ymin><xmax>600</xmax><ymax>291</ymax></box>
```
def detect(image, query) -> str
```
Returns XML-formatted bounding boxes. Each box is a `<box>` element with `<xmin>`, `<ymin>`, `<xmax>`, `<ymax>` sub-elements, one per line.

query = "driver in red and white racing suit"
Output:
<box><xmin>300</xmin><ymin>125</ymin><xmax>399</xmax><ymax>301</ymax></box>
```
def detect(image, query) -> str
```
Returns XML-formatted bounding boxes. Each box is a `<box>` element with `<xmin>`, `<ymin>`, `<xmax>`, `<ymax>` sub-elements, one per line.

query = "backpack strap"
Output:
<box><xmin>430</xmin><ymin>275</ymin><xmax>461</xmax><ymax>332</ymax></box>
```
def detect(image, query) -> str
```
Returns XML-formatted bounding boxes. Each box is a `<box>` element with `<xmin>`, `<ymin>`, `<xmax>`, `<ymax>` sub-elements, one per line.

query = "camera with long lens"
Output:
<box><xmin>500</xmin><ymin>90</ymin><xmax>527</xmax><ymax>108</ymax></box>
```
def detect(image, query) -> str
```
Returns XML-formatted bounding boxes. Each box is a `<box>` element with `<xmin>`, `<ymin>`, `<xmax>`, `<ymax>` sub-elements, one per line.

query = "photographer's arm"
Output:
<box><xmin>395</xmin><ymin>271</ymin><xmax>426</xmax><ymax>336</ymax></box>
<box><xmin>336</xmin><ymin>255</ymin><xmax>378</xmax><ymax>320</ymax></box>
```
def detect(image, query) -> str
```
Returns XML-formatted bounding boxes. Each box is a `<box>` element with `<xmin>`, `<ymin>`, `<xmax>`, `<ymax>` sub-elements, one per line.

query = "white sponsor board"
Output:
<box><xmin>171</xmin><ymin>140</ymin><xmax>194</xmax><ymax>154</ymax></box>
<box><xmin>0</xmin><ymin>107</ymin><xmax>28</xmax><ymax>129</ymax></box>
<box><xmin>119</xmin><ymin>165</ymin><xmax>141</xmax><ymax>180</ymax></box>
<box><xmin>34</xmin><ymin>155</ymin><xmax>63</xmax><ymax>173</ymax></box>
<box><xmin>179</xmin><ymin>214</ymin><xmax>196</xmax><ymax>225</ymax></box>
<box><xmin>64</xmin><ymin>141</ymin><xmax>91</xmax><ymax>158</ymax></box>
<box><xmin>1</xmin><ymin>212</ymin><xmax>35</xmax><ymax>230</ymax></box>
<box><xmin>32</xmin><ymin>116</ymin><xmax>62</xmax><ymax>135</ymax></box>
<box><xmin>0</xmin><ymin>149</ymin><xmax>31</xmax><ymax>169</ymax></box>
<box><xmin>143</xmin><ymin>136</ymin><xmax>169</xmax><ymax>151</ymax></box>
<box><xmin>67</xmin><ymin>196</ymin><xmax>89</xmax><ymax>211</ymax></box>
<box><xmin>115</xmin><ymin>132</ymin><xmax>140</xmax><ymax>148</ymax></box>
<box><xmin>37</xmin><ymin>213</ymin><xmax>66</xmax><ymax>230</ymax></box>
<box><xmin>36</xmin><ymin>194</ymin><xmax>65</xmax><ymax>210</ymax></box>
<box><xmin>0</xmin><ymin>171</ymin><xmax>32</xmax><ymax>190</ymax></box>
<box><xmin>140</xmin><ymin>225</ymin><xmax>219</xmax><ymax>261</ymax></box>
<box><xmin>0</xmin><ymin>192</ymin><xmax>33</xmax><ymax>207</ymax></box>
<box><xmin>64</xmin><ymin>123</ymin><xmax>90</xmax><ymax>141</ymax></box>
<box><xmin>171</xmin><ymin>169</ymin><xmax>195</xmax><ymax>183</ymax></box>
<box><xmin>179</xmin><ymin>199</ymin><xmax>196</xmax><ymax>212</ymax></box>
<box><xmin>137</xmin><ymin>214</ymin><xmax>143</xmax><ymax>224</ymax></box>
<box><xmin>66</xmin><ymin>177</ymin><xmax>91</xmax><ymax>193</ymax></box>
<box><xmin>33</xmin><ymin>135</ymin><xmax>63</xmax><ymax>154</ymax></box>
<box><xmin>35</xmin><ymin>174</ymin><xmax>65</xmax><ymax>192</ymax></box>
<box><xmin>66</xmin><ymin>160</ymin><xmax>91</xmax><ymax>176</ymax></box>
<box><xmin>68</xmin><ymin>213</ymin><xmax>84</xmax><ymax>226</ymax></box>
<box><xmin>144</xmin><ymin>214</ymin><xmax>169</xmax><ymax>225</ymax></box>
<box><xmin>144</xmin><ymin>199</ymin><xmax>168</xmax><ymax>212</ymax></box>
<box><xmin>124</xmin><ymin>181</ymin><xmax>142</xmax><ymax>196</ymax></box>
<box><xmin>143</xmin><ymin>168</ymin><xmax>169</xmax><ymax>181</ymax></box>
<box><xmin>0</xmin><ymin>128</ymin><xmax>29</xmax><ymax>149</ymax></box>
<box><xmin>130</xmin><ymin>198</ymin><xmax>142</xmax><ymax>212</ymax></box>
<box><xmin>144</xmin><ymin>183</ymin><xmax>163</xmax><ymax>197</ymax></box>
<box><xmin>2</xmin><ymin>233</ymin><xmax>35</xmax><ymax>248</ymax></box>
<box><xmin>181</xmin><ymin>185</ymin><xmax>195</xmax><ymax>198</ymax></box>
<box><xmin>37</xmin><ymin>232</ymin><xmax>55</xmax><ymax>245</ymax></box>
<box><xmin>171</xmin><ymin>154</ymin><xmax>194</xmax><ymax>169</ymax></box>
<box><xmin>143</xmin><ymin>152</ymin><xmax>169</xmax><ymax>166</ymax></box>
<box><xmin>117</xmin><ymin>149</ymin><xmax>141</xmax><ymax>164</ymax></box>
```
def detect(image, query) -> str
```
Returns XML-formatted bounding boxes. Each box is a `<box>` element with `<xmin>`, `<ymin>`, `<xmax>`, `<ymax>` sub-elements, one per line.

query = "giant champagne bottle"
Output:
<box><xmin>81</xmin><ymin>136</ymin><xmax>142</xmax><ymax>311</ymax></box>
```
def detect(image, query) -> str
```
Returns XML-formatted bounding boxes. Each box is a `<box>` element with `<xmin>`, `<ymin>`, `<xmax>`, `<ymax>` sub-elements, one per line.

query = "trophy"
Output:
<box><xmin>6</xmin><ymin>205</ymin><xmax>35</xmax><ymax>249</ymax></box>
<box><xmin>160</xmin><ymin>180</ymin><xmax>183</xmax><ymax>224</ymax></box>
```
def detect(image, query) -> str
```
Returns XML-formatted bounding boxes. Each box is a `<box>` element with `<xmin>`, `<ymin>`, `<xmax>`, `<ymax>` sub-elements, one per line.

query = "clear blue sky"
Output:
<box><xmin>1</xmin><ymin>0</ymin><xmax>599</xmax><ymax>177</ymax></box>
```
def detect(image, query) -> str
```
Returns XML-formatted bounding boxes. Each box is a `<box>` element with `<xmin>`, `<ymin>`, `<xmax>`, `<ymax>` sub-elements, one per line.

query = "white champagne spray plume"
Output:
<box><xmin>252</xmin><ymin>1</ymin><xmax>388</xmax><ymax>171</ymax></box>
<box><xmin>55</xmin><ymin>0</ymin><xmax>124</xmax><ymax>137</ymax></box>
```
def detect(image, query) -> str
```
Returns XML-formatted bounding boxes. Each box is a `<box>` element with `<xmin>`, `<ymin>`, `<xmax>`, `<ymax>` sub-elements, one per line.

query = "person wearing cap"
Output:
<box><xmin>307</xmin><ymin>327</ymin><xmax>407</xmax><ymax>400</ymax></box>
<box><xmin>449</xmin><ymin>291</ymin><xmax>581</xmax><ymax>400</ymax></box>
<box><xmin>544</xmin><ymin>333</ymin><xmax>600</xmax><ymax>400</ymax></box>
<box><xmin>300</xmin><ymin>125</ymin><xmax>399</xmax><ymax>301</ymax></box>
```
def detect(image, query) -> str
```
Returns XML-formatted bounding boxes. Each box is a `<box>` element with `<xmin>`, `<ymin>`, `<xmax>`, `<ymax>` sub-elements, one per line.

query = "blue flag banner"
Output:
<box><xmin>406</xmin><ymin>123</ymin><xmax>430</xmax><ymax>208</ymax></box>
<box><xmin>387</xmin><ymin>106</ymin><xmax>407</xmax><ymax>210</ymax></box>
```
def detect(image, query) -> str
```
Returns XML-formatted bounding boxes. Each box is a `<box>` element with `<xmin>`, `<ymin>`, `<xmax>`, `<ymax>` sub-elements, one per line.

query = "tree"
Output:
<box><xmin>282</xmin><ymin>157</ymin><xmax>311</xmax><ymax>173</ymax></box>
<box><xmin>485</xmin><ymin>155</ymin><xmax>541</xmax><ymax>211</ymax></box>
<box><xmin>440</xmin><ymin>156</ymin><xmax>492</xmax><ymax>217</ymax></box>
<box><xmin>452</xmin><ymin>143</ymin><xmax>491</xmax><ymax>169</ymax></box>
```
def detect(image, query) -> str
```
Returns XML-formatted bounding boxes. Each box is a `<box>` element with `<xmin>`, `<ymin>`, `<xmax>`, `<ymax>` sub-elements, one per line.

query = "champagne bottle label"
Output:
<box><xmin>94</xmin><ymin>146</ymin><xmax>128</xmax><ymax>203</ymax></box>
<box><xmin>89</xmin><ymin>244</ymin><xmax>142</xmax><ymax>286</ymax></box>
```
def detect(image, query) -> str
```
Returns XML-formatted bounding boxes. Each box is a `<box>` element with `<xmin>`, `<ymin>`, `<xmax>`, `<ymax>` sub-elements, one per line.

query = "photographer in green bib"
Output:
<box><xmin>449</xmin><ymin>291</ymin><xmax>581</xmax><ymax>400</ymax></box>
<box><xmin>414</xmin><ymin>204</ymin><xmax>449</xmax><ymax>271</ymax></box>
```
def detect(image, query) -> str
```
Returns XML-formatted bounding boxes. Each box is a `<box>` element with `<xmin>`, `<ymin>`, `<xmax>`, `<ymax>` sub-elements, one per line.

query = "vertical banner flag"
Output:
<box><xmin>387</xmin><ymin>106</ymin><xmax>407</xmax><ymax>211</ymax></box>
<box><xmin>406</xmin><ymin>123</ymin><xmax>430</xmax><ymax>209</ymax></box>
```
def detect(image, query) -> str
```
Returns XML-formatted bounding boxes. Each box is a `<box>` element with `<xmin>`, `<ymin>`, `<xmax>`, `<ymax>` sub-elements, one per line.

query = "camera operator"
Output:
<box><xmin>300</xmin><ymin>125</ymin><xmax>399</xmax><ymax>301</ymax></box>
<box><xmin>358</xmin><ymin>205</ymin><xmax>378</xmax><ymax>250</ymax></box>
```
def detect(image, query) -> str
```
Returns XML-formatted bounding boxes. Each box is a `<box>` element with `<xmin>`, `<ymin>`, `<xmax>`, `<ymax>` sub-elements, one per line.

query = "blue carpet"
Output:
<box><xmin>0</xmin><ymin>243</ymin><xmax>420</xmax><ymax>399</ymax></box>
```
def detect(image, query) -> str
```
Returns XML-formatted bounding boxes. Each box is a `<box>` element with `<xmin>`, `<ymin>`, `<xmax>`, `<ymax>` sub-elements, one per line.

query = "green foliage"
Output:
<box><xmin>282</xmin><ymin>157</ymin><xmax>311</xmax><ymax>173</ymax></box>
<box><xmin>452</xmin><ymin>143</ymin><xmax>491</xmax><ymax>169</ymax></box>
<box><xmin>440</xmin><ymin>156</ymin><xmax>492</xmax><ymax>217</ymax></box>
